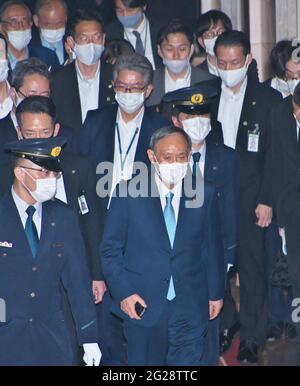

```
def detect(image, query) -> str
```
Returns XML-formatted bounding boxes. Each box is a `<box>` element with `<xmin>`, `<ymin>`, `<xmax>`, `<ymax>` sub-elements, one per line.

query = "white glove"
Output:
<box><xmin>83</xmin><ymin>343</ymin><xmax>102</xmax><ymax>366</ymax></box>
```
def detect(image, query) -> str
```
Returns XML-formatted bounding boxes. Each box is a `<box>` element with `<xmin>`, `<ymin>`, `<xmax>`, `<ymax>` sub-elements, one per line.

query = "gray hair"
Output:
<box><xmin>149</xmin><ymin>126</ymin><xmax>192</xmax><ymax>153</ymax></box>
<box><xmin>0</xmin><ymin>1</ymin><xmax>31</xmax><ymax>22</ymax></box>
<box><xmin>113</xmin><ymin>53</ymin><xmax>153</xmax><ymax>86</ymax></box>
<box><xmin>12</xmin><ymin>57</ymin><xmax>50</xmax><ymax>91</ymax></box>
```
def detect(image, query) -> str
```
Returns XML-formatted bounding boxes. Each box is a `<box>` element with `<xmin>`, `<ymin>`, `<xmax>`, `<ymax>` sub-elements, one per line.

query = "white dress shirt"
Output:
<box><xmin>155</xmin><ymin>173</ymin><xmax>182</xmax><ymax>223</ymax></box>
<box><xmin>165</xmin><ymin>65</ymin><xmax>191</xmax><ymax>94</ymax></box>
<box><xmin>12</xmin><ymin>186</ymin><xmax>42</xmax><ymax>239</ymax></box>
<box><xmin>0</xmin><ymin>81</ymin><xmax>13</xmax><ymax>119</ymax></box>
<box><xmin>55</xmin><ymin>175</ymin><xmax>68</xmax><ymax>204</ymax></box>
<box><xmin>190</xmin><ymin>142</ymin><xmax>206</xmax><ymax>177</ymax></box>
<box><xmin>218</xmin><ymin>77</ymin><xmax>248</xmax><ymax>150</ymax></box>
<box><xmin>124</xmin><ymin>14</ymin><xmax>156</xmax><ymax>70</ymax></box>
<box><xmin>76</xmin><ymin>61</ymin><xmax>100</xmax><ymax>123</ymax></box>
<box><xmin>108</xmin><ymin>108</ymin><xmax>144</xmax><ymax>207</ymax></box>
<box><xmin>207</xmin><ymin>57</ymin><xmax>219</xmax><ymax>76</ymax></box>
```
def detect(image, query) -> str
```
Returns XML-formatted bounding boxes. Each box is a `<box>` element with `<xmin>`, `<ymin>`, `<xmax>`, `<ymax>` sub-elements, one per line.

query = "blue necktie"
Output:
<box><xmin>25</xmin><ymin>206</ymin><xmax>39</xmax><ymax>259</ymax></box>
<box><xmin>132</xmin><ymin>30</ymin><xmax>145</xmax><ymax>56</ymax></box>
<box><xmin>164</xmin><ymin>192</ymin><xmax>176</xmax><ymax>301</ymax></box>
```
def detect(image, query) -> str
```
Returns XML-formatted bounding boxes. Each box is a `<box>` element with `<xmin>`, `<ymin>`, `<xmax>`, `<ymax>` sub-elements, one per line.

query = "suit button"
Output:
<box><xmin>213</xmin><ymin>166</ymin><xmax>218</xmax><ymax>171</ymax></box>
<box><xmin>57</xmin><ymin>253</ymin><xmax>62</xmax><ymax>258</ymax></box>
<box><xmin>30</xmin><ymin>292</ymin><xmax>36</xmax><ymax>298</ymax></box>
<box><xmin>29</xmin><ymin>318</ymin><xmax>33</xmax><ymax>323</ymax></box>
<box><xmin>2</xmin><ymin>253</ymin><xmax>7</xmax><ymax>257</ymax></box>
<box><xmin>32</xmin><ymin>266</ymin><xmax>37</xmax><ymax>272</ymax></box>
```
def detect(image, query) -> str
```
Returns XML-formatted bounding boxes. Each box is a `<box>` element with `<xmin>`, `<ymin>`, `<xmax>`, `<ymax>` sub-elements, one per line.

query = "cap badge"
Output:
<box><xmin>51</xmin><ymin>147</ymin><xmax>61</xmax><ymax>157</ymax></box>
<box><xmin>191</xmin><ymin>94</ymin><xmax>204</xmax><ymax>104</ymax></box>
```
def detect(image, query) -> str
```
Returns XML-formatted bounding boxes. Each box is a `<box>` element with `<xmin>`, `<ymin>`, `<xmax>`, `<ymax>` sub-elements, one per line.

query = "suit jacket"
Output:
<box><xmin>100</xmin><ymin>176</ymin><xmax>224</xmax><ymax>328</ymax></box>
<box><xmin>0</xmin><ymin>194</ymin><xmax>98</xmax><ymax>365</ymax></box>
<box><xmin>51</xmin><ymin>61</ymin><xmax>115</xmax><ymax>133</ymax></box>
<box><xmin>207</xmin><ymin>79</ymin><xmax>282</xmax><ymax>217</ymax></box>
<box><xmin>105</xmin><ymin>18</ymin><xmax>162</xmax><ymax>69</ymax></box>
<box><xmin>271</xmin><ymin>96</ymin><xmax>300</xmax><ymax>229</ymax></box>
<box><xmin>198</xmin><ymin>58</ymin><xmax>260</xmax><ymax>83</ymax></box>
<box><xmin>204</xmin><ymin>142</ymin><xmax>237</xmax><ymax>270</ymax></box>
<box><xmin>28</xmin><ymin>41</ymin><xmax>60</xmax><ymax>68</ymax></box>
<box><xmin>0</xmin><ymin>152</ymin><xmax>104</xmax><ymax>281</ymax></box>
<box><xmin>146</xmin><ymin>66</ymin><xmax>217</xmax><ymax>107</ymax></box>
<box><xmin>0</xmin><ymin>114</ymin><xmax>76</xmax><ymax>166</ymax></box>
<box><xmin>76</xmin><ymin>105</ymin><xmax>170</xmax><ymax>209</ymax></box>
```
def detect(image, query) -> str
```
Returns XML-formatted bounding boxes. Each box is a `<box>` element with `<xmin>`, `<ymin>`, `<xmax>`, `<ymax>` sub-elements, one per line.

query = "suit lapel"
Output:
<box><xmin>60</xmin><ymin>154</ymin><xmax>78</xmax><ymax>204</ymax></box>
<box><xmin>285</xmin><ymin>99</ymin><xmax>299</xmax><ymax>154</ymax></box>
<box><xmin>68</xmin><ymin>63</ymin><xmax>83</xmax><ymax>126</ymax></box>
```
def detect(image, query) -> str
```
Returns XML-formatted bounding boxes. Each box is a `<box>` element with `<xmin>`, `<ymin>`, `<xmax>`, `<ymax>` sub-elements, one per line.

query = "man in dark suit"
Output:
<box><xmin>0</xmin><ymin>137</ymin><xmax>101</xmax><ymax>366</ymax></box>
<box><xmin>146</xmin><ymin>19</ymin><xmax>216</xmax><ymax>108</ymax></box>
<box><xmin>101</xmin><ymin>125</ymin><xmax>224</xmax><ymax>365</ymax></box>
<box><xmin>195</xmin><ymin>10</ymin><xmax>259</xmax><ymax>82</ymax></box>
<box><xmin>77</xmin><ymin>52</ymin><xmax>170</xmax><ymax>210</ymax></box>
<box><xmin>0</xmin><ymin>57</ymin><xmax>73</xmax><ymax>166</ymax></box>
<box><xmin>32</xmin><ymin>0</ymin><xmax>68</xmax><ymax>66</ymax></box>
<box><xmin>271</xmin><ymin>84</ymin><xmax>300</xmax><ymax>356</ymax></box>
<box><xmin>210</xmin><ymin>30</ymin><xmax>282</xmax><ymax>363</ymax></box>
<box><xmin>77</xmin><ymin>52</ymin><xmax>169</xmax><ymax>364</ymax></box>
<box><xmin>165</xmin><ymin>81</ymin><xmax>237</xmax><ymax>365</ymax></box>
<box><xmin>0</xmin><ymin>95</ymin><xmax>108</xmax><ymax>364</ymax></box>
<box><xmin>0</xmin><ymin>0</ymin><xmax>59</xmax><ymax>69</ymax></box>
<box><xmin>106</xmin><ymin>0</ymin><xmax>161</xmax><ymax>70</ymax></box>
<box><xmin>51</xmin><ymin>8</ymin><xmax>115</xmax><ymax>133</ymax></box>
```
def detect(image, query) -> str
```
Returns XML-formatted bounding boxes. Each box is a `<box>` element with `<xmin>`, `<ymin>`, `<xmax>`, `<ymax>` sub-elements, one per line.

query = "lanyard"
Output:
<box><xmin>116</xmin><ymin>123</ymin><xmax>139</xmax><ymax>177</ymax></box>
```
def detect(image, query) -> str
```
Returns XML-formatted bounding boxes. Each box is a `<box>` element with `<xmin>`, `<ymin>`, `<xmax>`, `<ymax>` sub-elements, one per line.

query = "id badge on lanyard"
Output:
<box><xmin>247</xmin><ymin>124</ymin><xmax>260</xmax><ymax>153</ymax></box>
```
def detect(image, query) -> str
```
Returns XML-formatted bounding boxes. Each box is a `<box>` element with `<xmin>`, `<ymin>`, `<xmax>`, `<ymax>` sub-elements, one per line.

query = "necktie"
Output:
<box><xmin>132</xmin><ymin>30</ymin><xmax>145</xmax><ymax>56</ymax></box>
<box><xmin>164</xmin><ymin>192</ymin><xmax>176</xmax><ymax>301</ymax></box>
<box><xmin>192</xmin><ymin>152</ymin><xmax>201</xmax><ymax>178</ymax></box>
<box><xmin>25</xmin><ymin>206</ymin><xmax>39</xmax><ymax>259</ymax></box>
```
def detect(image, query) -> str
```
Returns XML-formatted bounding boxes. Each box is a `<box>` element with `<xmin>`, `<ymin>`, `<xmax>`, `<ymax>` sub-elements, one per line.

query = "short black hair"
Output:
<box><xmin>0</xmin><ymin>0</ymin><xmax>31</xmax><ymax>21</ymax></box>
<box><xmin>11</xmin><ymin>57</ymin><xmax>50</xmax><ymax>91</ymax></box>
<box><xmin>16</xmin><ymin>95</ymin><xmax>57</xmax><ymax>127</ymax></box>
<box><xmin>102</xmin><ymin>39</ymin><xmax>134</xmax><ymax>63</ymax></box>
<box><xmin>66</xmin><ymin>8</ymin><xmax>104</xmax><ymax>38</ymax></box>
<box><xmin>120</xmin><ymin>0</ymin><xmax>147</xmax><ymax>7</ymax></box>
<box><xmin>196</xmin><ymin>10</ymin><xmax>232</xmax><ymax>38</ymax></box>
<box><xmin>149</xmin><ymin>125</ymin><xmax>192</xmax><ymax>153</ymax></box>
<box><xmin>157</xmin><ymin>18</ymin><xmax>194</xmax><ymax>47</ymax></box>
<box><xmin>270</xmin><ymin>40</ymin><xmax>293</xmax><ymax>79</ymax></box>
<box><xmin>214</xmin><ymin>30</ymin><xmax>251</xmax><ymax>57</ymax></box>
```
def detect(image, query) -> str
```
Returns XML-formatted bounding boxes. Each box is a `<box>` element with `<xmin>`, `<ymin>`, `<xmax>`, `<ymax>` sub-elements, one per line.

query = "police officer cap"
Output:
<box><xmin>4</xmin><ymin>138</ymin><xmax>67</xmax><ymax>172</ymax></box>
<box><xmin>163</xmin><ymin>78</ymin><xmax>221</xmax><ymax>115</ymax></box>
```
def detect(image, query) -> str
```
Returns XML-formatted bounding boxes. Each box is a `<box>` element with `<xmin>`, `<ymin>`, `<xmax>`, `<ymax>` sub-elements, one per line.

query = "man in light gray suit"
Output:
<box><xmin>147</xmin><ymin>19</ymin><xmax>216</xmax><ymax>108</ymax></box>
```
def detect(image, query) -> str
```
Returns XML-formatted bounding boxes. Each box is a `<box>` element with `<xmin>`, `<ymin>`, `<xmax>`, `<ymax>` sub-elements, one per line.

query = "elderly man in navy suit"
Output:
<box><xmin>164</xmin><ymin>81</ymin><xmax>238</xmax><ymax>365</ymax></box>
<box><xmin>101</xmin><ymin>126</ymin><xmax>224</xmax><ymax>366</ymax></box>
<box><xmin>0</xmin><ymin>138</ymin><xmax>101</xmax><ymax>366</ymax></box>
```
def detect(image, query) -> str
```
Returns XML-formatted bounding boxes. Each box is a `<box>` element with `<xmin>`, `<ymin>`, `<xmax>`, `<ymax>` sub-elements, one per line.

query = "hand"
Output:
<box><xmin>209</xmin><ymin>300</ymin><xmax>223</xmax><ymax>320</ymax></box>
<box><xmin>121</xmin><ymin>294</ymin><xmax>147</xmax><ymax>321</ymax></box>
<box><xmin>83</xmin><ymin>343</ymin><xmax>102</xmax><ymax>366</ymax></box>
<box><xmin>92</xmin><ymin>281</ymin><xmax>107</xmax><ymax>304</ymax></box>
<box><xmin>255</xmin><ymin>204</ymin><xmax>273</xmax><ymax>228</ymax></box>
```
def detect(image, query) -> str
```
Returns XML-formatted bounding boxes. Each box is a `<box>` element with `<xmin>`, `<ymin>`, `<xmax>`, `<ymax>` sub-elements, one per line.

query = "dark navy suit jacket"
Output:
<box><xmin>28</xmin><ymin>41</ymin><xmax>60</xmax><ymax>68</ymax></box>
<box><xmin>100</xmin><ymin>177</ymin><xmax>224</xmax><ymax>328</ymax></box>
<box><xmin>76</xmin><ymin>105</ymin><xmax>170</xmax><ymax>209</ymax></box>
<box><xmin>0</xmin><ymin>194</ymin><xmax>98</xmax><ymax>365</ymax></box>
<box><xmin>204</xmin><ymin>142</ymin><xmax>238</xmax><ymax>271</ymax></box>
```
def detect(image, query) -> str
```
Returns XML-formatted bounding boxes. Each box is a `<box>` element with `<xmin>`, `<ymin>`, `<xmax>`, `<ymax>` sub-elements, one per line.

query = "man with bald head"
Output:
<box><xmin>33</xmin><ymin>0</ymin><xmax>68</xmax><ymax>65</ymax></box>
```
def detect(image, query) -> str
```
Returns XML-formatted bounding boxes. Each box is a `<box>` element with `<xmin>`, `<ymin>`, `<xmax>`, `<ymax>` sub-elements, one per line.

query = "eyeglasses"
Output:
<box><xmin>202</xmin><ymin>29</ymin><xmax>225</xmax><ymax>40</ymax></box>
<box><xmin>113</xmin><ymin>83</ymin><xmax>146</xmax><ymax>93</ymax></box>
<box><xmin>1</xmin><ymin>18</ymin><xmax>32</xmax><ymax>30</ymax></box>
<box><xmin>21</xmin><ymin>166</ymin><xmax>61</xmax><ymax>179</ymax></box>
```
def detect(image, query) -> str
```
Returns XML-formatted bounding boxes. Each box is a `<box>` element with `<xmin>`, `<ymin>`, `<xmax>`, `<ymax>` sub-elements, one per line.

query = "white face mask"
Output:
<box><xmin>204</xmin><ymin>36</ymin><xmax>218</xmax><ymax>57</ymax></box>
<box><xmin>287</xmin><ymin>79</ymin><xmax>300</xmax><ymax>95</ymax></box>
<box><xmin>74</xmin><ymin>43</ymin><xmax>104</xmax><ymax>66</ymax></box>
<box><xmin>218</xmin><ymin>55</ymin><xmax>249</xmax><ymax>88</ymax></box>
<box><xmin>8</xmin><ymin>29</ymin><xmax>32</xmax><ymax>51</ymax></box>
<box><xmin>23</xmin><ymin>169</ymin><xmax>57</xmax><ymax>203</ymax></box>
<box><xmin>154</xmin><ymin>156</ymin><xmax>188</xmax><ymax>186</ymax></box>
<box><xmin>182</xmin><ymin>116</ymin><xmax>212</xmax><ymax>144</ymax></box>
<box><xmin>0</xmin><ymin>60</ymin><xmax>9</xmax><ymax>83</ymax></box>
<box><xmin>40</xmin><ymin>27</ymin><xmax>65</xmax><ymax>44</ymax></box>
<box><xmin>163</xmin><ymin>58</ymin><xmax>190</xmax><ymax>75</ymax></box>
<box><xmin>115</xmin><ymin>91</ymin><xmax>145</xmax><ymax>114</ymax></box>
<box><xmin>273</xmin><ymin>77</ymin><xmax>290</xmax><ymax>96</ymax></box>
